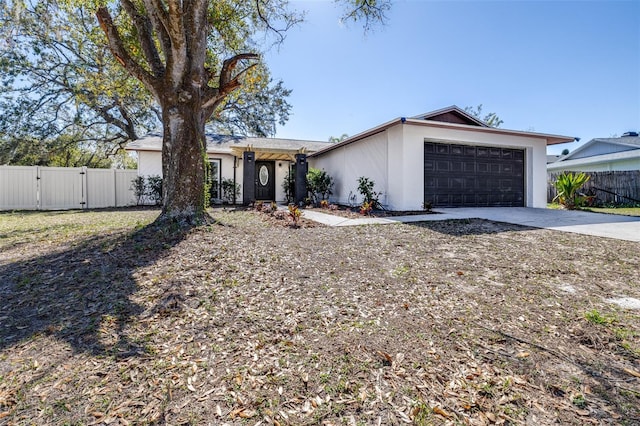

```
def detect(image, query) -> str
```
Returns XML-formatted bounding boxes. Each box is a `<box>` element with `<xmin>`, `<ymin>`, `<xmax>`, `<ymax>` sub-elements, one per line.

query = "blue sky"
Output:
<box><xmin>264</xmin><ymin>0</ymin><xmax>640</xmax><ymax>154</ymax></box>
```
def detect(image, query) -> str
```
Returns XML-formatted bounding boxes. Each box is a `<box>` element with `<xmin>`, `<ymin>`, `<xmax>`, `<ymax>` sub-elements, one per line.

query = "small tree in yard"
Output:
<box><xmin>554</xmin><ymin>172</ymin><xmax>590</xmax><ymax>210</ymax></box>
<box><xmin>131</xmin><ymin>176</ymin><xmax>146</xmax><ymax>205</ymax></box>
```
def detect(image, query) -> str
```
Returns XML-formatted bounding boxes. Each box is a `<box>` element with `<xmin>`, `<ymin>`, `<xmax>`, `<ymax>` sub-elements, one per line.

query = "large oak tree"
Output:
<box><xmin>90</xmin><ymin>0</ymin><xmax>389</xmax><ymax>224</ymax></box>
<box><xmin>0</xmin><ymin>1</ymin><xmax>293</xmax><ymax>169</ymax></box>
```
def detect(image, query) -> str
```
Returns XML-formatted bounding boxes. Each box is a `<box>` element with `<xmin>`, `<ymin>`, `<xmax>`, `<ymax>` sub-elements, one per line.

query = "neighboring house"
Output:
<box><xmin>127</xmin><ymin>106</ymin><xmax>574</xmax><ymax>209</ymax></box>
<box><xmin>547</xmin><ymin>132</ymin><xmax>640</xmax><ymax>173</ymax></box>
<box><xmin>126</xmin><ymin>133</ymin><xmax>331</xmax><ymax>204</ymax></box>
<box><xmin>309</xmin><ymin>106</ymin><xmax>573</xmax><ymax>209</ymax></box>
<box><xmin>547</xmin><ymin>154</ymin><xmax>561</xmax><ymax>164</ymax></box>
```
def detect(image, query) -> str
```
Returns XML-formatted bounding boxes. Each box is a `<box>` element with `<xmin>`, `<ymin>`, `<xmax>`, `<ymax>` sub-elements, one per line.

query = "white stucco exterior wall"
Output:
<box><xmin>274</xmin><ymin>161</ymin><xmax>293</xmax><ymax>203</ymax></box>
<box><xmin>137</xmin><ymin>151</ymin><xmax>163</xmax><ymax>177</ymax></box>
<box><xmin>138</xmin><ymin>150</ymin><xmax>291</xmax><ymax>204</ymax></box>
<box><xmin>310</xmin><ymin>132</ymin><xmax>388</xmax><ymax>206</ymax></box>
<box><xmin>396</xmin><ymin>124</ymin><xmax>549</xmax><ymax>209</ymax></box>
<box><xmin>312</xmin><ymin>122</ymin><xmax>551</xmax><ymax>211</ymax></box>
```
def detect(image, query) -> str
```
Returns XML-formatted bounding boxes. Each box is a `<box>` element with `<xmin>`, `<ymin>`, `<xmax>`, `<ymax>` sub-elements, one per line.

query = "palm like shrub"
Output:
<box><xmin>553</xmin><ymin>172</ymin><xmax>590</xmax><ymax>209</ymax></box>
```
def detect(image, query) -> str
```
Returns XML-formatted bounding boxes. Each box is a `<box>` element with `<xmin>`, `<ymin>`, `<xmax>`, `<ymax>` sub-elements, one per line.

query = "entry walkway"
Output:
<box><xmin>301</xmin><ymin>207</ymin><xmax>640</xmax><ymax>242</ymax></box>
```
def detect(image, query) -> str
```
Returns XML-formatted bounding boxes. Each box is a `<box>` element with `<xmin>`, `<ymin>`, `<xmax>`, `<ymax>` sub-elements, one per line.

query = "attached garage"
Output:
<box><xmin>309</xmin><ymin>105</ymin><xmax>574</xmax><ymax>210</ymax></box>
<box><xmin>424</xmin><ymin>141</ymin><xmax>525</xmax><ymax>207</ymax></box>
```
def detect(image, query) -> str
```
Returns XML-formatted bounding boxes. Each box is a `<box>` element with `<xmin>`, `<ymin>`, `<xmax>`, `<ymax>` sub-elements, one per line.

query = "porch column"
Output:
<box><xmin>242</xmin><ymin>151</ymin><xmax>255</xmax><ymax>205</ymax></box>
<box><xmin>294</xmin><ymin>153</ymin><xmax>308</xmax><ymax>205</ymax></box>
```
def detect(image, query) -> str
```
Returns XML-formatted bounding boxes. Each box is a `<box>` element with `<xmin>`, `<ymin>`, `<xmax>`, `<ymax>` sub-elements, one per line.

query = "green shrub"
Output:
<box><xmin>130</xmin><ymin>175</ymin><xmax>163</xmax><ymax>205</ymax></box>
<box><xmin>221</xmin><ymin>178</ymin><xmax>240</xmax><ymax>204</ymax></box>
<box><xmin>282</xmin><ymin>169</ymin><xmax>295</xmax><ymax>204</ymax></box>
<box><xmin>306</xmin><ymin>168</ymin><xmax>334</xmax><ymax>205</ymax></box>
<box><xmin>146</xmin><ymin>175</ymin><xmax>163</xmax><ymax>205</ymax></box>
<box><xmin>553</xmin><ymin>172</ymin><xmax>590</xmax><ymax>209</ymax></box>
<box><xmin>357</xmin><ymin>176</ymin><xmax>382</xmax><ymax>210</ymax></box>
<box><xmin>131</xmin><ymin>176</ymin><xmax>146</xmax><ymax>205</ymax></box>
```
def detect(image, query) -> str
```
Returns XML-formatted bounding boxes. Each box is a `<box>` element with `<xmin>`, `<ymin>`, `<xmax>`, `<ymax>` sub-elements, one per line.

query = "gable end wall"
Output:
<box><xmin>571</xmin><ymin>142</ymin><xmax>636</xmax><ymax>160</ymax></box>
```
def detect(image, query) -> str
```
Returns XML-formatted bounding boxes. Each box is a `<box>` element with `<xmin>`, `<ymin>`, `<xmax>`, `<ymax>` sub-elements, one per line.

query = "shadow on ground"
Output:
<box><xmin>0</xmin><ymin>221</ymin><xmax>192</xmax><ymax>358</ymax></box>
<box><xmin>408</xmin><ymin>218</ymin><xmax>538</xmax><ymax>236</ymax></box>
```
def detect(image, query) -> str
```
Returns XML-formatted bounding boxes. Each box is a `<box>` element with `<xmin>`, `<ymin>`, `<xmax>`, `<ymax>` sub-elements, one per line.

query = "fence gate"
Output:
<box><xmin>0</xmin><ymin>165</ymin><xmax>138</xmax><ymax>210</ymax></box>
<box><xmin>39</xmin><ymin>167</ymin><xmax>86</xmax><ymax>210</ymax></box>
<box><xmin>0</xmin><ymin>166</ymin><xmax>38</xmax><ymax>210</ymax></box>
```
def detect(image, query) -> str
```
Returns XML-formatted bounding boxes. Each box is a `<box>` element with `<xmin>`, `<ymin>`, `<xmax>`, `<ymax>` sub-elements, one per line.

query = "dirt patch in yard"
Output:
<box><xmin>0</xmin><ymin>208</ymin><xmax>639</xmax><ymax>425</ymax></box>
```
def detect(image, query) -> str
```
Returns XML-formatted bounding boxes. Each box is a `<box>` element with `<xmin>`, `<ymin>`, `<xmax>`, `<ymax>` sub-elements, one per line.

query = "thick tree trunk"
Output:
<box><xmin>159</xmin><ymin>100</ymin><xmax>207</xmax><ymax>224</ymax></box>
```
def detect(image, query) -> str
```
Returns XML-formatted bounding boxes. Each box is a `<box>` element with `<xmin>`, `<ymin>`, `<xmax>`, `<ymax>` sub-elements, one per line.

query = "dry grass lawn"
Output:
<box><xmin>1</xmin><ymin>207</ymin><xmax>639</xmax><ymax>425</ymax></box>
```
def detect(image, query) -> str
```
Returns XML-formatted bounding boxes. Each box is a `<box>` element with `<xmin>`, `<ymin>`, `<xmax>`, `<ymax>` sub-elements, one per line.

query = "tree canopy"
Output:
<box><xmin>2</xmin><ymin>0</ymin><xmax>389</xmax><ymax>222</ymax></box>
<box><xmin>464</xmin><ymin>104</ymin><xmax>503</xmax><ymax>128</ymax></box>
<box><xmin>0</xmin><ymin>0</ymin><xmax>294</xmax><ymax>168</ymax></box>
<box><xmin>328</xmin><ymin>134</ymin><xmax>349</xmax><ymax>143</ymax></box>
<box><xmin>0</xmin><ymin>1</ymin><xmax>158</xmax><ymax>165</ymax></box>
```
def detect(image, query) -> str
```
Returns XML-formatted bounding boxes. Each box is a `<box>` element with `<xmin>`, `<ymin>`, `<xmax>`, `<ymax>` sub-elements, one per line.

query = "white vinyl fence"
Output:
<box><xmin>0</xmin><ymin>165</ymin><xmax>138</xmax><ymax>210</ymax></box>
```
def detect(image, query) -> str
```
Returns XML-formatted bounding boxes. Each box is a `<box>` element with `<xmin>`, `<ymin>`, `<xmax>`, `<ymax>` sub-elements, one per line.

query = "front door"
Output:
<box><xmin>255</xmin><ymin>161</ymin><xmax>275</xmax><ymax>201</ymax></box>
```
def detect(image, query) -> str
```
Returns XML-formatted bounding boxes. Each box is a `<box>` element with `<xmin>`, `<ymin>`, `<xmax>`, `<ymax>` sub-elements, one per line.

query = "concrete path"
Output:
<box><xmin>301</xmin><ymin>207</ymin><xmax>640</xmax><ymax>242</ymax></box>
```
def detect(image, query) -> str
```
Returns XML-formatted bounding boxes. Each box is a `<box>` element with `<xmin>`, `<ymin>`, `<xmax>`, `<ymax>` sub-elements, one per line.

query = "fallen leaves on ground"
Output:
<box><xmin>0</xmin><ymin>208</ymin><xmax>638</xmax><ymax>425</ymax></box>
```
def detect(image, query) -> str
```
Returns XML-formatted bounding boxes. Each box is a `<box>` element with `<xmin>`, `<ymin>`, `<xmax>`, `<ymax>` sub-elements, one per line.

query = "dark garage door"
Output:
<box><xmin>424</xmin><ymin>142</ymin><xmax>525</xmax><ymax>207</ymax></box>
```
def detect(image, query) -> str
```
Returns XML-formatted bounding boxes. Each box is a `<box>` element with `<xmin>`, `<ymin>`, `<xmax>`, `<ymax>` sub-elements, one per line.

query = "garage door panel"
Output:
<box><xmin>424</xmin><ymin>142</ymin><xmax>524</xmax><ymax>207</ymax></box>
<box><xmin>436</xmin><ymin>161</ymin><xmax>450</xmax><ymax>172</ymax></box>
<box><xmin>463</xmin><ymin>162</ymin><xmax>475</xmax><ymax>173</ymax></box>
<box><xmin>436</xmin><ymin>144</ymin><xmax>449</xmax><ymax>154</ymax></box>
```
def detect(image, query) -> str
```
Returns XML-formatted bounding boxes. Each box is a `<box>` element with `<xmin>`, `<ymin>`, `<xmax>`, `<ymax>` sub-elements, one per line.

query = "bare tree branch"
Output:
<box><xmin>201</xmin><ymin>53</ymin><xmax>259</xmax><ymax>112</ymax></box>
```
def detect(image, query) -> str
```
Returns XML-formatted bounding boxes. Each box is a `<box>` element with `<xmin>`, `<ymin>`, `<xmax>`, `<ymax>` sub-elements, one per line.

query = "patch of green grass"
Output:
<box><xmin>582</xmin><ymin>207</ymin><xmax>640</xmax><ymax>216</ymax></box>
<box><xmin>391</xmin><ymin>264</ymin><xmax>410</xmax><ymax>278</ymax></box>
<box><xmin>0</xmin><ymin>209</ymin><xmax>159</xmax><ymax>251</ymax></box>
<box><xmin>572</xmin><ymin>393</ymin><xmax>586</xmax><ymax>408</ymax></box>
<box><xmin>584</xmin><ymin>309</ymin><xmax>616</xmax><ymax>325</ymax></box>
<box><xmin>411</xmin><ymin>400</ymin><xmax>432</xmax><ymax>425</ymax></box>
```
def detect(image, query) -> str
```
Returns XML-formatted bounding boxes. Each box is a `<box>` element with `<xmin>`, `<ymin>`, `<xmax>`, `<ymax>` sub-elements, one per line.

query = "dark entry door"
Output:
<box><xmin>255</xmin><ymin>161</ymin><xmax>276</xmax><ymax>200</ymax></box>
<box><xmin>424</xmin><ymin>142</ymin><xmax>525</xmax><ymax>207</ymax></box>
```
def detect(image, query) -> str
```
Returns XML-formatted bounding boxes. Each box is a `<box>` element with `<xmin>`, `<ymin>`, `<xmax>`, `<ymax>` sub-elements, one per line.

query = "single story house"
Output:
<box><xmin>126</xmin><ymin>133</ymin><xmax>331</xmax><ymax>204</ymax></box>
<box><xmin>309</xmin><ymin>106</ymin><xmax>573</xmax><ymax>209</ymax></box>
<box><xmin>547</xmin><ymin>132</ymin><xmax>640</xmax><ymax>173</ymax></box>
<box><xmin>127</xmin><ymin>106</ymin><xmax>574</xmax><ymax>209</ymax></box>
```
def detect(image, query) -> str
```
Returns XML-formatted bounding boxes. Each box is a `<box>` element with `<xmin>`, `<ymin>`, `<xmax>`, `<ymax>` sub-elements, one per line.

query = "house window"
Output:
<box><xmin>207</xmin><ymin>159</ymin><xmax>221</xmax><ymax>204</ymax></box>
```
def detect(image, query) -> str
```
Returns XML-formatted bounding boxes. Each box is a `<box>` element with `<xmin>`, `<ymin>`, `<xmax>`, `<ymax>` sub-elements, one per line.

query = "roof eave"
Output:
<box><xmin>308</xmin><ymin>118</ymin><xmax>404</xmax><ymax>157</ymax></box>
<box><xmin>547</xmin><ymin>149</ymin><xmax>640</xmax><ymax>170</ymax></box>
<box><xmin>403</xmin><ymin>118</ymin><xmax>575</xmax><ymax>145</ymax></box>
<box><xmin>310</xmin><ymin>118</ymin><xmax>574</xmax><ymax>157</ymax></box>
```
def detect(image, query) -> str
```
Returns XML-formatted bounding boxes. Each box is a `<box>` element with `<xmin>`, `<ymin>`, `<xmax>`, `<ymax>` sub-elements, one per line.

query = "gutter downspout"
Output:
<box><xmin>233</xmin><ymin>155</ymin><xmax>237</xmax><ymax>205</ymax></box>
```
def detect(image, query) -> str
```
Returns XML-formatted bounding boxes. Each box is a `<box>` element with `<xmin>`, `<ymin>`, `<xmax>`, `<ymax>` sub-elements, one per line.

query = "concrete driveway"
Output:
<box><xmin>302</xmin><ymin>207</ymin><xmax>640</xmax><ymax>242</ymax></box>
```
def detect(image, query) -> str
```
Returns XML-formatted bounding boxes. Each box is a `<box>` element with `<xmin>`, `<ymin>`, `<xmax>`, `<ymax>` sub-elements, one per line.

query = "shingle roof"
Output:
<box><xmin>592</xmin><ymin>136</ymin><xmax>640</xmax><ymax>147</ymax></box>
<box><xmin>126</xmin><ymin>132</ymin><xmax>332</xmax><ymax>154</ymax></box>
<box><xmin>557</xmin><ymin>134</ymin><xmax>640</xmax><ymax>162</ymax></box>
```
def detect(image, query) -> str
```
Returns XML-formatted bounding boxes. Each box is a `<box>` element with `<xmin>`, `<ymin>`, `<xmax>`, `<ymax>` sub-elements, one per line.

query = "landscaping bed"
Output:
<box><xmin>1</xmin><ymin>208</ymin><xmax>639</xmax><ymax>425</ymax></box>
<box><xmin>303</xmin><ymin>204</ymin><xmax>437</xmax><ymax>220</ymax></box>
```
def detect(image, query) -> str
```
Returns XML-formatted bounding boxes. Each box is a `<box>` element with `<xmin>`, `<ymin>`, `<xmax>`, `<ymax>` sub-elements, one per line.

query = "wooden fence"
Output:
<box><xmin>547</xmin><ymin>171</ymin><xmax>640</xmax><ymax>205</ymax></box>
<box><xmin>0</xmin><ymin>165</ymin><xmax>138</xmax><ymax>210</ymax></box>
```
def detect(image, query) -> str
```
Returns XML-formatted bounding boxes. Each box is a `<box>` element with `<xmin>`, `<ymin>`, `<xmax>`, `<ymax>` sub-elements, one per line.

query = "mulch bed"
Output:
<box><xmin>1</xmin><ymin>208</ymin><xmax>639</xmax><ymax>425</ymax></box>
<box><xmin>303</xmin><ymin>205</ymin><xmax>437</xmax><ymax>220</ymax></box>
